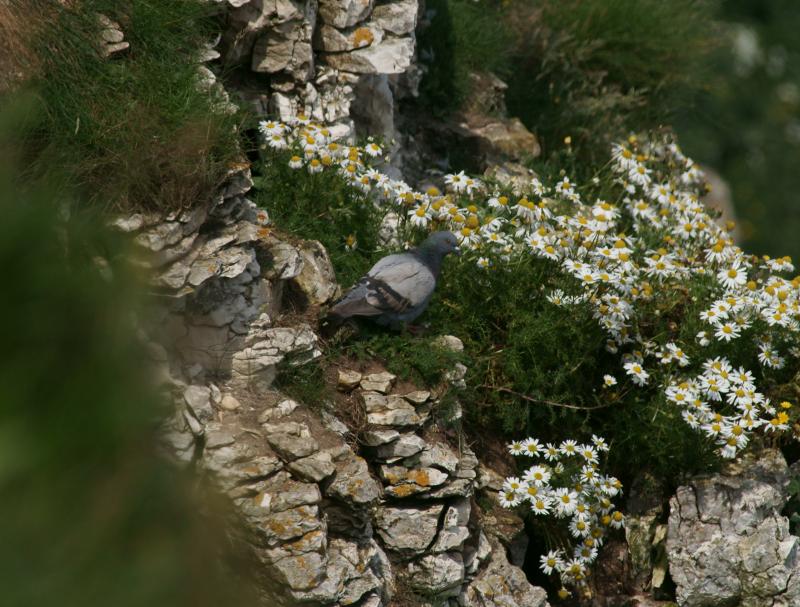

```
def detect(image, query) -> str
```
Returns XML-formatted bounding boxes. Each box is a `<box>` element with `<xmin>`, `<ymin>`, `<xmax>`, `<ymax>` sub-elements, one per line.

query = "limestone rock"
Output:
<box><xmin>262</xmin><ymin>474</ymin><xmax>322</xmax><ymax>512</ymax></box>
<box><xmin>321</xmin><ymin>37</ymin><xmax>414</xmax><ymax>74</ymax></box>
<box><xmin>412</xmin><ymin>442</ymin><xmax>461</xmax><ymax>474</ymax></box>
<box><xmin>270</xmin><ymin>547</ymin><xmax>326</xmax><ymax>591</ymax></box>
<box><xmin>203</xmin><ymin>445</ymin><xmax>283</xmax><ymax>493</ymax></box>
<box><xmin>136</xmin><ymin>221</ymin><xmax>183</xmax><ymax>253</ymax></box>
<box><xmin>402</xmin><ymin>390</ymin><xmax>430</xmax><ymax>405</ymax></box>
<box><xmin>375</xmin><ymin>434</ymin><xmax>426</xmax><ymax>461</ymax></box>
<box><xmin>463</xmin><ymin>530</ymin><xmax>492</xmax><ymax>576</ymax></box>
<box><xmin>266</xmin><ymin>422</ymin><xmax>319</xmax><ymax>460</ymax></box>
<box><xmin>263</xmin><ymin>241</ymin><xmax>304</xmax><ymax>280</ymax></box>
<box><xmin>408</xmin><ymin>552</ymin><xmax>464</xmax><ymax>598</ymax></box>
<box><xmin>380</xmin><ymin>465</ymin><xmax>449</xmax><ymax>498</ymax></box>
<box><xmin>362</xmin><ymin>391</ymin><xmax>427</xmax><ymax>427</ymax></box>
<box><xmin>204</xmin><ymin>422</ymin><xmax>237</xmax><ymax>449</ymax></box>
<box><xmin>314</xmin><ymin>23</ymin><xmax>384</xmax><ymax>52</ymax></box>
<box><xmin>232</xmin><ymin>325</ymin><xmax>320</xmax><ymax>390</ymax></box>
<box><xmin>432</xmin><ymin>498</ymin><xmax>471</xmax><ymax>552</ymax></box>
<box><xmin>287</xmin><ymin>450</ymin><xmax>336</xmax><ymax>482</ymax></box>
<box><xmin>417</xmin><ymin>478</ymin><xmax>473</xmax><ymax>500</ymax></box>
<box><xmin>360</xmin><ymin>371</ymin><xmax>396</xmax><ymax>394</ymax></box>
<box><xmin>292</xmin><ymin>240</ymin><xmax>339</xmax><ymax>304</ymax></box>
<box><xmin>435</xmin><ymin>335</ymin><xmax>464</xmax><ymax>353</ymax></box>
<box><xmin>375</xmin><ymin>503</ymin><xmax>443</xmax><ymax>556</ymax></box>
<box><xmin>461</xmin><ymin>537</ymin><xmax>550</xmax><ymax>607</ymax></box>
<box><xmin>322</xmin><ymin>411</ymin><xmax>352</xmax><ymax>437</ymax></box>
<box><xmin>326</xmin><ymin>453</ymin><xmax>382</xmax><ymax>505</ymax></box>
<box><xmin>371</xmin><ymin>0</ymin><xmax>418</xmax><ymax>35</ymax></box>
<box><xmin>252</xmin><ymin>20</ymin><xmax>314</xmax><ymax>82</ymax></box>
<box><xmin>666</xmin><ymin>449</ymin><xmax>800</xmax><ymax>607</ymax></box>
<box><xmin>97</xmin><ymin>13</ymin><xmax>129</xmax><ymax>57</ymax></box>
<box><xmin>362</xmin><ymin>429</ymin><xmax>400</xmax><ymax>446</ymax></box>
<box><xmin>351</xmin><ymin>74</ymin><xmax>395</xmax><ymax>141</ymax></box>
<box><xmin>317</xmin><ymin>0</ymin><xmax>372</xmax><ymax>29</ymax></box>
<box><xmin>325</xmin><ymin>538</ymin><xmax>392</xmax><ymax>605</ymax></box>
<box><xmin>338</xmin><ymin>369</ymin><xmax>363</xmax><ymax>391</ymax></box>
<box><xmin>258</xmin><ymin>398</ymin><xmax>301</xmax><ymax>422</ymax></box>
<box><xmin>446</xmin><ymin>362</ymin><xmax>468</xmax><ymax>390</ymax></box>
<box><xmin>184</xmin><ymin>385</ymin><xmax>215</xmax><ymax>423</ymax></box>
<box><xmin>467</xmin><ymin>116</ymin><xmax>541</xmax><ymax>161</ymax></box>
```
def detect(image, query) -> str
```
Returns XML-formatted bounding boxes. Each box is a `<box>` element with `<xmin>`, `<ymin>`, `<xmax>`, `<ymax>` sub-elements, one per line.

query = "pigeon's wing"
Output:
<box><xmin>327</xmin><ymin>253</ymin><xmax>435</xmax><ymax>320</ymax></box>
<box><xmin>365</xmin><ymin>254</ymin><xmax>436</xmax><ymax>314</ymax></box>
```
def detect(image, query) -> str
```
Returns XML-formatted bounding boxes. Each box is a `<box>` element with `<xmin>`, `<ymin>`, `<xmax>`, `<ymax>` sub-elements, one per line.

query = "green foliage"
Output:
<box><xmin>274</xmin><ymin>358</ymin><xmax>331</xmax><ymax>407</ymax></box>
<box><xmin>416</xmin><ymin>0</ymin><xmax>717</xmax><ymax>167</ymax></box>
<box><xmin>342</xmin><ymin>330</ymin><xmax>466</xmax><ymax>387</ymax></box>
<box><xmin>428</xmin><ymin>251</ymin><xmax>721</xmax><ymax>483</ymax></box>
<box><xmin>0</xmin><ymin>97</ymin><xmax>255</xmax><ymax>607</ymax></box>
<box><xmin>674</xmin><ymin>0</ymin><xmax>800</xmax><ymax>262</ymax></box>
<box><xmin>783</xmin><ymin>464</ymin><xmax>800</xmax><ymax>534</ymax></box>
<box><xmin>417</xmin><ymin>0</ymin><xmax>516</xmax><ymax>113</ymax></box>
<box><xmin>505</xmin><ymin>0</ymin><xmax>718</xmax><ymax>163</ymax></box>
<box><xmin>17</xmin><ymin>0</ymin><xmax>239</xmax><ymax>211</ymax></box>
<box><xmin>254</xmin><ymin>150</ymin><xmax>385</xmax><ymax>287</ymax></box>
<box><xmin>254</xmin><ymin>128</ymin><xmax>755</xmax><ymax>486</ymax></box>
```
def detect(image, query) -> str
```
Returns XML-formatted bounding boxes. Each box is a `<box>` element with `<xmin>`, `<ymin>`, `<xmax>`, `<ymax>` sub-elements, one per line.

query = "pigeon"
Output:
<box><xmin>323</xmin><ymin>231</ymin><xmax>460</xmax><ymax>333</ymax></box>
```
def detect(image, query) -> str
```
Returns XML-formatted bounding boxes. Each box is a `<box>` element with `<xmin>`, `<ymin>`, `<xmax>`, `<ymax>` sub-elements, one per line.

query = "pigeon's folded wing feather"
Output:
<box><xmin>366</xmin><ymin>254</ymin><xmax>435</xmax><ymax>313</ymax></box>
<box><xmin>327</xmin><ymin>254</ymin><xmax>435</xmax><ymax>320</ymax></box>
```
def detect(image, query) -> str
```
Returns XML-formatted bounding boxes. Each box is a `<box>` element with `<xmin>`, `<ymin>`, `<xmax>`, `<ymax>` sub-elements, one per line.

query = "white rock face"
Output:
<box><xmin>371</xmin><ymin>0</ymin><xmax>418</xmax><ymax>35</ymax></box>
<box><xmin>252</xmin><ymin>20</ymin><xmax>314</xmax><ymax>81</ymax></box>
<box><xmin>408</xmin><ymin>552</ymin><xmax>465</xmax><ymax>597</ymax></box>
<box><xmin>314</xmin><ymin>23</ymin><xmax>384</xmax><ymax>52</ymax></box>
<box><xmin>362</xmin><ymin>391</ymin><xmax>428</xmax><ymax>427</ymax></box>
<box><xmin>461</xmin><ymin>537</ymin><xmax>550</xmax><ymax>607</ymax></box>
<box><xmin>317</xmin><ymin>0</ymin><xmax>373</xmax><ymax>29</ymax></box>
<box><xmin>321</xmin><ymin>37</ymin><xmax>414</xmax><ymax>74</ymax></box>
<box><xmin>292</xmin><ymin>240</ymin><xmax>340</xmax><ymax>304</ymax></box>
<box><xmin>231</xmin><ymin>325</ymin><xmax>320</xmax><ymax>390</ymax></box>
<box><xmin>667</xmin><ymin>449</ymin><xmax>800</xmax><ymax>607</ymax></box>
<box><xmin>141</xmin><ymin>20</ymin><xmax>557</xmax><ymax>599</ymax></box>
<box><xmin>375</xmin><ymin>503</ymin><xmax>443</xmax><ymax>556</ymax></box>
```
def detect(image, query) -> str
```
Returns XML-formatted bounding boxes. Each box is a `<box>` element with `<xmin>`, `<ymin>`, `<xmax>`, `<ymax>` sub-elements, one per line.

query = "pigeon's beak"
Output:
<box><xmin>453</xmin><ymin>246</ymin><xmax>461</xmax><ymax>257</ymax></box>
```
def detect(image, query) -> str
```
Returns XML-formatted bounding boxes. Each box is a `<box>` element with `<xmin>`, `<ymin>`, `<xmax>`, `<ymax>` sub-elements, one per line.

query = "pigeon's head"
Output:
<box><xmin>421</xmin><ymin>231</ymin><xmax>460</xmax><ymax>258</ymax></box>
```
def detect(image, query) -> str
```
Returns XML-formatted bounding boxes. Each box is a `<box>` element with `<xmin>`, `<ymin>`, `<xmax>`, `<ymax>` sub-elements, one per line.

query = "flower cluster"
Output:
<box><xmin>666</xmin><ymin>358</ymin><xmax>794</xmax><ymax>458</ymax></box>
<box><xmin>502</xmin><ymin>436</ymin><xmax>623</xmax><ymax>588</ymax></box>
<box><xmin>258</xmin><ymin>116</ymin><xmax>800</xmax><ymax>459</ymax></box>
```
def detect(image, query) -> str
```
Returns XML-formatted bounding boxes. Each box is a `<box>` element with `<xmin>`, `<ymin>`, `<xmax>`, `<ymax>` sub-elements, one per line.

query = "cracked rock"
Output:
<box><xmin>287</xmin><ymin>450</ymin><xmax>336</xmax><ymax>482</ymax></box>
<box><xmin>376</xmin><ymin>503</ymin><xmax>443</xmax><ymax>556</ymax></box>
<box><xmin>321</xmin><ymin>37</ymin><xmax>414</xmax><ymax>75</ymax></box>
<box><xmin>317</xmin><ymin>0</ymin><xmax>372</xmax><ymax>29</ymax></box>
<box><xmin>338</xmin><ymin>369</ymin><xmax>363</xmax><ymax>391</ymax></box>
<box><xmin>666</xmin><ymin>448</ymin><xmax>800</xmax><ymax>607</ymax></box>
<box><xmin>326</xmin><ymin>453</ymin><xmax>382</xmax><ymax>505</ymax></box>
<box><xmin>292</xmin><ymin>240</ymin><xmax>339</xmax><ymax>304</ymax></box>
<box><xmin>408</xmin><ymin>552</ymin><xmax>464</xmax><ymax>598</ymax></box>
<box><xmin>375</xmin><ymin>434</ymin><xmax>427</xmax><ymax>461</ymax></box>
<box><xmin>371</xmin><ymin>0</ymin><xmax>418</xmax><ymax>35</ymax></box>
<box><xmin>359</xmin><ymin>371</ymin><xmax>396</xmax><ymax>394</ymax></box>
<box><xmin>362</xmin><ymin>391</ymin><xmax>428</xmax><ymax>427</ymax></box>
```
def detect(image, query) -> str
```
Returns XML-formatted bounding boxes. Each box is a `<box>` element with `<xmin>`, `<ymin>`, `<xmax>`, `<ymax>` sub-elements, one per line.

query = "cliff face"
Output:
<box><xmin>113</xmin><ymin>3</ymin><xmax>800</xmax><ymax>607</ymax></box>
<box><xmin>119</xmin><ymin>4</ymin><xmax>551</xmax><ymax>605</ymax></box>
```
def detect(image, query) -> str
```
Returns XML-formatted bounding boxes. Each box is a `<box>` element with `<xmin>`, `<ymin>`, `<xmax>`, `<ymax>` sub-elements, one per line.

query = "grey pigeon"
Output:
<box><xmin>324</xmin><ymin>231</ymin><xmax>459</xmax><ymax>332</ymax></box>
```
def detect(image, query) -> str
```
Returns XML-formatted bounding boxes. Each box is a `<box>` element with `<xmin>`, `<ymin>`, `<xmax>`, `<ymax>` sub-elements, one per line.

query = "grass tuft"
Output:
<box><xmin>12</xmin><ymin>0</ymin><xmax>240</xmax><ymax>212</ymax></box>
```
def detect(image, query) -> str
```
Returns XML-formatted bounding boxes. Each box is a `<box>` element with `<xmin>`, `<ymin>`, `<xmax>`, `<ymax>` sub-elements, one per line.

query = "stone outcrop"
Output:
<box><xmin>161</xmin><ymin>343</ymin><xmax>551</xmax><ymax>606</ymax></box>
<box><xmin>667</xmin><ymin>449</ymin><xmax>800</xmax><ymax>607</ymax></box>
<box><xmin>131</xmin><ymin>132</ymin><xmax>550</xmax><ymax>605</ymax></box>
<box><xmin>117</xmin><ymin>3</ymin><xmax>558</xmax><ymax>604</ymax></box>
<box><xmin>214</xmin><ymin>0</ymin><xmax>421</xmax><ymax>148</ymax></box>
